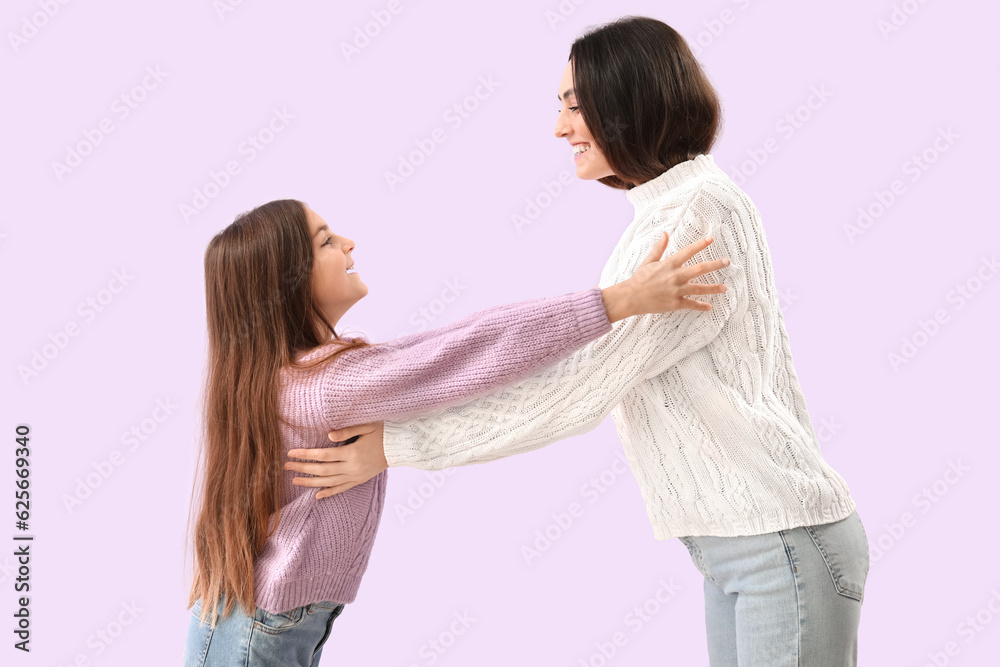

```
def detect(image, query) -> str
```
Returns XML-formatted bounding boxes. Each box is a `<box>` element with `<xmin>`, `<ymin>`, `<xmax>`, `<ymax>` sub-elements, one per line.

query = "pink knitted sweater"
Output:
<box><xmin>252</xmin><ymin>287</ymin><xmax>612</xmax><ymax>612</ymax></box>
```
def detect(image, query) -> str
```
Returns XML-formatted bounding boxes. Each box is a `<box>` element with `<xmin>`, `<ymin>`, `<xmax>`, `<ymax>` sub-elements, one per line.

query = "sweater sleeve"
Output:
<box><xmin>381</xmin><ymin>182</ymin><xmax>748</xmax><ymax>469</ymax></box>
<box><xmin>317</xmin><ymin>287</ymin><xmax>612</xmax><ymax>429</ymax></box>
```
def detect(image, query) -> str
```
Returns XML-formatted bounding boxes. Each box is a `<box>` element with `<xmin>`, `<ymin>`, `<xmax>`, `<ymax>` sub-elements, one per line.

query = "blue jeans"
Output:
<box><xmin>183</xmin><ymin>594</ymin><xmax>345</xmax><ymax>666</ymax></box>
<box><xmin>678</xmin><ymin>510</ymin><xmax>869</xmax><ymax>666</ymax></box>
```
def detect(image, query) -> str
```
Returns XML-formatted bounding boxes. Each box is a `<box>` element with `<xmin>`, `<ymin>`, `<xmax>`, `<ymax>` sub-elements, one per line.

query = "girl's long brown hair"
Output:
<box><xmin>187</xmin><ymin>198</ymin><xmax>372</xmax><ymax>625</ymax></box>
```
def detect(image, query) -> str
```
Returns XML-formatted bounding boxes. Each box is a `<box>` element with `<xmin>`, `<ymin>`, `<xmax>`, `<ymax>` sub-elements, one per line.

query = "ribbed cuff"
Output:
<box><xmin>571</xmin><ymin>287</ymin><xmax>613</xmax><ymax>339</ymax></box>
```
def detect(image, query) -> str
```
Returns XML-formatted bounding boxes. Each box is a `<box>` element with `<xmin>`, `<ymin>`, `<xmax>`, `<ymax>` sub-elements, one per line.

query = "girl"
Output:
<box><xmin>297</xmin><ymin>16</ymin><xmax>870</xmax><ymax>667</ymax></box>
<box><xmin>183</xmin><ymin>197</ymin><xmax>730</xmax><ymax>665</ymax></box>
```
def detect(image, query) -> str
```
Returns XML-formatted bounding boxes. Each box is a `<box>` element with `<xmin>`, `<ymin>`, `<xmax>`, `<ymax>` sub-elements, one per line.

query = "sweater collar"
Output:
<box><xmin>625</xmin><ymin>154</ymin><xmax>719</xmax><ymax>218</ymax></box>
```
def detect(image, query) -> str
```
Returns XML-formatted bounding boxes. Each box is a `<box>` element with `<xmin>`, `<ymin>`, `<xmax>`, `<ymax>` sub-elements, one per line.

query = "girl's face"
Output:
<box><xmin>306</xmin><ymin>206</ymin><xmax>368</xmax><ymax>328</ymax></box>
<box><xmin>554</xmin><ymin>60</ymin><xmax>615</xmax><ymax>181</ymax></box>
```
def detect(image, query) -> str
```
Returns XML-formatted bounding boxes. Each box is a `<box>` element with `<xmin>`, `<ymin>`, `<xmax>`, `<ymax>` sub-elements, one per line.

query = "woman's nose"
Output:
<box><xmin>554</xmin><ymin>112</ymin><xmax>570</xmax><ymax>139</ymax></box>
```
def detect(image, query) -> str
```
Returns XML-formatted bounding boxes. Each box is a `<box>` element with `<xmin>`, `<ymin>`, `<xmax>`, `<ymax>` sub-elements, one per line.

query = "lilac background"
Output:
<box><xmin>3</xmin><ymin>0</ymin><xmax>998</xmax><ymax>665</ymax></box>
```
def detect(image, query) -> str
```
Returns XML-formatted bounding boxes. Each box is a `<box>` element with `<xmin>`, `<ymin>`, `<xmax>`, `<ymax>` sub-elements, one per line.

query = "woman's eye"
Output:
<box><xmin>569</xmin><ymin>106</ymin><xmax>579</xmax><ymax>112</ymax></box>
<box><xmin>322</xmin><ymin>236</ymin><xmax>333</xmax><ymax>246</ymax></box>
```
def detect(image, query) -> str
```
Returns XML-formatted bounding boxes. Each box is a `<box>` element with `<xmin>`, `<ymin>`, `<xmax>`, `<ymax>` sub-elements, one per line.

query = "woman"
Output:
<box><xmin>183</xmin><ymin>197</ymin><xmax>729</xmax><ymax>665</ymax></box>
<box><xmin>293</xmin><ymin>16</ymin><xmax>870</xmax><ymax>667</ymax></box>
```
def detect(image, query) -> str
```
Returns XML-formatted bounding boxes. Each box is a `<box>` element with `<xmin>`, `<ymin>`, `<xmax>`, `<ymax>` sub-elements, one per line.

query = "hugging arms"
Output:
<box><xmin>287</xmin><ymin>189</ymin><xmax>742</xmax><ymax>496</ymax></box>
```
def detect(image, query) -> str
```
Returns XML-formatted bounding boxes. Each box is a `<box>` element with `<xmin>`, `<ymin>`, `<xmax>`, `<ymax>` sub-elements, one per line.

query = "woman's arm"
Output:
<box><xmin>353</xmin><ymin>184</ymin><xmax>746</xmax><ymax>470</ymax></box>
<box><xmin>303</xmin><ymin>232</ymin><xmax>728</xmax><ymax>431</ymax></box>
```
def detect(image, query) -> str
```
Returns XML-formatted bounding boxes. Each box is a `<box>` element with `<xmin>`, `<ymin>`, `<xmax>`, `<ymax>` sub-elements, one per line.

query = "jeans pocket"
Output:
<box><xmin>805</xmin><ymin>511</ymin><xmax>870</xmax><ymax>602</ymax></box>
<box><xmin>309</xmin><ymin>601</ymin><xmax>345</xmax><ymax>619</ymax></box>
<box><xmin>184</xmin><ymin>600</ymin><xmax>215</xmax><ymax>667</ymax></box>
<box><xmin>679</xmin><ymin>536</ymin><xmax>714</xmax><ymax>584</ymax></box>
<box><xmin>254</xmin><ymin>605</ymin><xmax>307</xmax><ymax>634</ymax></box>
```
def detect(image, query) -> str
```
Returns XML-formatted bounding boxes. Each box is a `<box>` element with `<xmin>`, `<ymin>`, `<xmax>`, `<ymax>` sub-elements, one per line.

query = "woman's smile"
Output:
<box><xmin>554</xmin><ymin>61</ymin><xmax>614</xmax><ymax>180</ymax></box>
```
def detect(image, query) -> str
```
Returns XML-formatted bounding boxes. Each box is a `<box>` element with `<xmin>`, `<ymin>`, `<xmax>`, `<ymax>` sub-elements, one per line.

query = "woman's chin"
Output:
<box><xmin>574</xmin><ymin>164</ymin><xmax>609</xmax><ymax>181</ymax></box>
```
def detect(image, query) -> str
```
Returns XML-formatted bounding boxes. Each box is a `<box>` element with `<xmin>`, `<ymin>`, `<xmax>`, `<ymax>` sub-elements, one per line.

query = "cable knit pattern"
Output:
<box><xmin>381</xmin><ymin>154</ymin><xmax>856</xmax><ymax>540</ymax></box>
<box><xmin>253</xmin><ymin>288</ymin><xmax>612</xmax><ymax>613</ymax></box>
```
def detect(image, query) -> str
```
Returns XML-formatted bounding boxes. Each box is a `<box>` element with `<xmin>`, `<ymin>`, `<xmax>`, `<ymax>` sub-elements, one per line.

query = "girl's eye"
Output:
<box><xmin>569</xmin><ymin>106</ymin><xmax>579</xmax><ymax>112</ymax></box>
<box><xmin>322</xmin><ymin>236</ymin><xmax>333</xmax><ymax>246</ymax></box>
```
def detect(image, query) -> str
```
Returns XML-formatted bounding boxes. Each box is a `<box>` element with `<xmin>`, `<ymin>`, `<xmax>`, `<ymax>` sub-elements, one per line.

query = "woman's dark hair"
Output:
<box><xmin>569</xmin><ymin>15</ymin><xmax>723</xmax><ymax>190</ymax></box>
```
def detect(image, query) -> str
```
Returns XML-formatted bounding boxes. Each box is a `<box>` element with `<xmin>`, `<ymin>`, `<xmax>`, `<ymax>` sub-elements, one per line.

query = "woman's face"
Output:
<box><xmin>554</xmin><ymin>60</ymin><xmax>615</xmax><ymax>181</ymax></box>
<box><xmin>305</xmin><ymin>206</ymin><xmax>367</xmax><ymax>328</ymax></box>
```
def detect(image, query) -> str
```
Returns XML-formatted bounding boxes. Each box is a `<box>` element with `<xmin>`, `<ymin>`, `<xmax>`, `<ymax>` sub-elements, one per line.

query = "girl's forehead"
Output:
<box><xmin>305</xmin><ymin>207</ymin><xmax>325</xmax><ymax>230</ymax></box>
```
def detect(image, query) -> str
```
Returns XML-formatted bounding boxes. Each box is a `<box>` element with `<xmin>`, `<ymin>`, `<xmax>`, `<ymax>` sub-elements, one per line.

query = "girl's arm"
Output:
<box><xmin>297</xmin><ymin>232</ymin><xmax>726</xmax><ymax>431</ymax></box>
<box><xmin>314</xmin><ymin>287</ymin><xmax>610</xmax><ymax>431</ymax></box>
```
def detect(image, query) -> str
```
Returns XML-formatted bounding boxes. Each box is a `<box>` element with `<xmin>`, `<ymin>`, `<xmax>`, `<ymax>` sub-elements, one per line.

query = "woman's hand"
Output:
<box><xmin>600</xmin><ymin>232</ymin><xmax>730</xmax><ymax>323</ymax></box>
<box><xmin>285</xmin><ymin>421</ymin><xmax>387</xmax><ymax>499</ymax></box>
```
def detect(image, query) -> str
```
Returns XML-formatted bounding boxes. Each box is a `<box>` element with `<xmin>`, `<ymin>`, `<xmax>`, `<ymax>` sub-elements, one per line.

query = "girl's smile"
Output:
<box><xmin>306</xmin><ymin>206</ymin><xmax>368</xmax><ymax>329</ymax></box>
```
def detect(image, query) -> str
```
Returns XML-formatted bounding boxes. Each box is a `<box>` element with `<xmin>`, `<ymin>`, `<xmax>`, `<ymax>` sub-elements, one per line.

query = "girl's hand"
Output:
<box><xmin>285</xmin><ymin>421</ymin><xmax>387</xmax><ymax>499</ymax></box>
<box><xmin>600</xmin><ymin>233</ymin><xmax>730</xmax><ymax>322</ymax></box>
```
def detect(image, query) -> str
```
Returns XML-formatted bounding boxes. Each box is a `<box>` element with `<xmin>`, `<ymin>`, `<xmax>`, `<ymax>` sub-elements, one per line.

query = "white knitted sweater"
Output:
<box><xmin>382</xmin><ymin>154</ymin><xmax>856</xmax><ymax>539</ymax></box>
